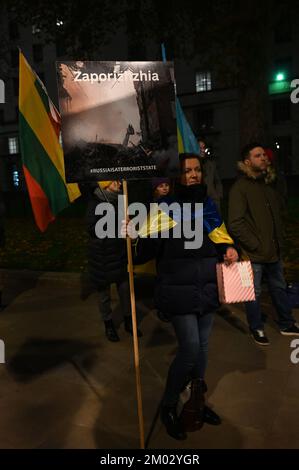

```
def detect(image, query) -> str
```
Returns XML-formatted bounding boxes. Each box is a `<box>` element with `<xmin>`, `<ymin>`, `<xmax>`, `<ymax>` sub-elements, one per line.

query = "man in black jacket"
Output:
<box><xmin>228</xmin><ymin>143</ymin><xmax>299</xmax><ymax>345</ymax></box>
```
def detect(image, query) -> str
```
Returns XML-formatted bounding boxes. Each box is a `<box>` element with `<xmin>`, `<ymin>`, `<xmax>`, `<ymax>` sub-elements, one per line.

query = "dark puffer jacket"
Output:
<box><xmin>134</xmin><ymin>184</ymin><xmax>231</xmax><ymax>317</ymax></box>
<box><xmin>84</xmin><ymin>185</ymin><xmax>128</xmax><ymax>289</ymax></box>
<box><xmin>228</xmin><ymin>162</ymin><xmax>285</xmax><ymax>263</ymax></box>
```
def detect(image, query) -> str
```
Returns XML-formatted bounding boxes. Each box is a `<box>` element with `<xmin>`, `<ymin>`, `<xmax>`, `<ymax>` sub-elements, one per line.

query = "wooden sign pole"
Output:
<box><xmin>122</xmin><ymin>179</ymin><xmax>145</xmax><ymax>449</ymax></box>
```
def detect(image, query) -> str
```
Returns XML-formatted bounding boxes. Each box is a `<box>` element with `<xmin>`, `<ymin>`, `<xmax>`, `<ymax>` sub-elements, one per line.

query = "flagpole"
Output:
<box><xmin>161</xmin><ymin>43</ymin><xmax>167</xmax><ymax>63</ymax></box>
<box><xmin>122</xmin><ymin>179</ymin><xmax>145</xmax><ymax>449</ymax></box>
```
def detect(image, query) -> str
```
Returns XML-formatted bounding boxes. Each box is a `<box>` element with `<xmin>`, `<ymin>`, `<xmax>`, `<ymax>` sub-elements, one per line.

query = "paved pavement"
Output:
<box><xmin>0</xmin><ymin>269</ymin><xmax>298</xmax><ymax>449</ymax></box>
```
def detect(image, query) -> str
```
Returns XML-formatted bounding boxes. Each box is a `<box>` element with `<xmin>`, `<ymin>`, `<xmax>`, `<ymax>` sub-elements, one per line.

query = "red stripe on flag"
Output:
<box><xmin>23</xmin><ymin>165</ymin><xmax>55</xmax><ymax>232</ymax></box>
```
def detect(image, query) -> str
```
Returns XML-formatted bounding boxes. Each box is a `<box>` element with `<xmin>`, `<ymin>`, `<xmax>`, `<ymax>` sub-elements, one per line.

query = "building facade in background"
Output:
<box><xmin>1</xmin><ymin>8</ymin><xmax>299</xmax><ymax>193</ymax></box>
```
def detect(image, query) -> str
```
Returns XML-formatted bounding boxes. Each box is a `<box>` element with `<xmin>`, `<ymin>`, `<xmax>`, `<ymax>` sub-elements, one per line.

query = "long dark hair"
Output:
<box><xmin>178</xmin><ymin>153</ymin><xmax>204</xmax><ymax>184</ymax></box>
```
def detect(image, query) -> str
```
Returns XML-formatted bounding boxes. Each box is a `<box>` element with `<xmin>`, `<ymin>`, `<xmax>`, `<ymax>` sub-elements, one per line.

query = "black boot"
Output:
<box><xmin>199</xmin><ymin>380</ymin><xmax>221</xmax><ymax>425</ymax></box>
<box><xmin>124</xmin><ymin>316</ymin><xmax>142</xmax><ymax>337</ymax></box>
<box><xmin>104</xmin><ymin>320</ymin><xmax>120</xmax><ymax>342</ymax></box>
<box><xmin>160</xmin><ymin>405</ymin><xmax>187</xmax><ymax>440</ymax></box>
<box><xmin>180</xmin><ymin>378</ymin><xmax>205</xmax><ymax>431</ymax></box>
<box><xmin>203</xmin><ymin>406</ymin><xmax>222</xmax><ymax>425</ymax></box>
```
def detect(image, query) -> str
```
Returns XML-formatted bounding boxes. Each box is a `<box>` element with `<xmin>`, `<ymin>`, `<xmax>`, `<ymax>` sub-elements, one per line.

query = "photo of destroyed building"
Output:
<box><xmin>56</xmin><ymin>61</ymin><xmax>179</xmax><ymax>183</ymax></box>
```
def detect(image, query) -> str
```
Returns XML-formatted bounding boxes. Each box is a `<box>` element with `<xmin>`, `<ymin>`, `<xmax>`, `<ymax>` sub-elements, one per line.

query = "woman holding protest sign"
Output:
<box><xmin>123</xmin><ymin>153</ymin><xmax>238</xmax><ymax>440</ymax></box>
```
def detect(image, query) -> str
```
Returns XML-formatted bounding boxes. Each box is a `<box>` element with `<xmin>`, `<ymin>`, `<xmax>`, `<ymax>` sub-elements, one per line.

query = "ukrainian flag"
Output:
<box><xmin>137</xmin><ymin>196</ymin><xmax>233</xmax><ymax>245</ymax></box>
<box><xmin>176</xmin><ymin>99</ymin><xmax>199</xmax><ymax>154</ymax></box>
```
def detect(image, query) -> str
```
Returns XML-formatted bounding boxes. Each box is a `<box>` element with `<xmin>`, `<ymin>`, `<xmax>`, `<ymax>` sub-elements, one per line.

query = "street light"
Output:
<box><xmin>275</xmin><ymin>72</ymin><xmax>285</xmax><ymax>82</ymax></box>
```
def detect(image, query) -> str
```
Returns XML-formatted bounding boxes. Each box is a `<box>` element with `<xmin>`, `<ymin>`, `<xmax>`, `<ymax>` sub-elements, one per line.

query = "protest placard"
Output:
<box><xmin>56</xmin><ymin>61</ymin><xmax>178</xmax><ymax>183</ymax></box>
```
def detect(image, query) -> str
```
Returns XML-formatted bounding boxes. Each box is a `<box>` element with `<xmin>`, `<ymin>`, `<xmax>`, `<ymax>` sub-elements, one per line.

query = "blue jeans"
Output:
<box><xmin>162</xmin><ymin>312</ymin><xmax>214</xmax><ymax>406</ymax></box>
<box><xmin>245</xmin><ymin>261</ymin><xmax>295</xmax><ymax>331</ymax></box>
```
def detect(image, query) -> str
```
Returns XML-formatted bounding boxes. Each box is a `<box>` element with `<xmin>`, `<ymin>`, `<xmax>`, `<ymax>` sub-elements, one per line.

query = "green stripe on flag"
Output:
<box><xmin>19</xmin><ymin>112</ymin><xmax>69</xmax><ymax>216</ymax></box>
<box><xmin>34</xmin><ymin>78</ymin><xmax>50</xmax><ymax>113</ymax></box>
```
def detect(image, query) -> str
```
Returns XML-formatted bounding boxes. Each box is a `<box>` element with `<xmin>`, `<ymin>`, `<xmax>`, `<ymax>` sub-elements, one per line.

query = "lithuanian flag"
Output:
<box><xmin>19</xmin><ymin>51</ymin><xmax>81</xmax><ymax>232</ymax></box>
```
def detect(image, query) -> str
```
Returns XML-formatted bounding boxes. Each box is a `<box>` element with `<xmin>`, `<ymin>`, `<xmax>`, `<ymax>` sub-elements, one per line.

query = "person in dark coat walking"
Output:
<box><xmin>228</xmin><ymin>143</ymin><xmax>299</xmax><ymax>345</ymax></box>
<box><xmin>124</xmin><ymin>153</ymin><xmax>238</xmax><ymax>440</ymax></box>
<box><xmin>84</xmin><ymin>180</ymin><xmax>141</xmax><ymax>342</ymax></box>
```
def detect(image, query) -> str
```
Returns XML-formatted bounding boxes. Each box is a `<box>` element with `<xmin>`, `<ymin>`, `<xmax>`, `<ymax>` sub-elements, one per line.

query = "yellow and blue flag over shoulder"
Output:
<box><xmin>137</xmin><ymin>195</ymin><xmax>233</xmax><ymax>245</ymax></box>
<box><xmin>133</xmin><ymin>197</ymin><xmax>233</xmax><ymax>277</ymax></box>
<box><xmin>203</xmin><ymin>198</ymin><xmax>234</xmax><ymax>244</ymax></box>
